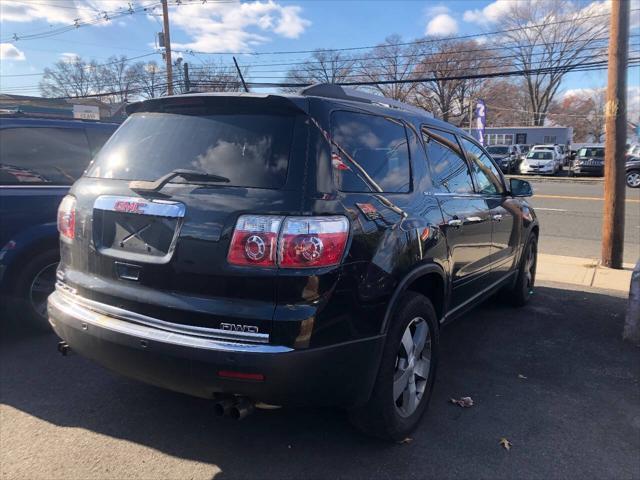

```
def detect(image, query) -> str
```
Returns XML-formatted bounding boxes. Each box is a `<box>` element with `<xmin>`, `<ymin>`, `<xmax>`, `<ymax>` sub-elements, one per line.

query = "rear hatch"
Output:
<box><xmin>59</xmin><ymin>95</ymin><xmax>309</xmax><ymax>339</ymax></box>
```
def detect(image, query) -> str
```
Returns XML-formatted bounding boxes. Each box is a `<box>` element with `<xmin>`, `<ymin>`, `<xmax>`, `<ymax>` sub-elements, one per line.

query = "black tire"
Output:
<box><xmin>505</xmin><ymin>233</ymin><xmax>537</xmax><ymax>307</ymax></box>
<box><xmin>626</xmin><ymin>170</ymin><xmax>640</xmax><ymax>188</ymax></box>
<box><xmin>13</xmin><ymin>248</ymin><xmax>59</xmax><ymax>331</ymax></box>
<box><xmin>349</xmin><ymin>292</ymin><xmax>439</xmax><ymax>441</ymax></box>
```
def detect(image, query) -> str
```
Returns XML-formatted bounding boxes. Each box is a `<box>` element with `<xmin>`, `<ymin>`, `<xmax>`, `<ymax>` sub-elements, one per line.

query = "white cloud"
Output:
<box><xmin>0</xmin><ymin>1</ymin><xmax>134</xmax><ymax>26</ymax></box>
<box><xmin>0</xmin><ymin>43</ymin><xmax>26</xmax><ymax>61</ymax></box>
<box><xmin>463</xmin><ymin>0</ymin><xmax>515</xmax><ymax>25</ymax></box>
<box><xmin>168</xmin><ymin>1</ymin><xmax>311</xmax><ymax>53</ymax></box>
<box><xmin>59</xmin><ymin>52</ymin><xmax>80</xmax><ymax>63</ymax></box>
<box><xmin>426</xmin><ymin>13</ymin><xmax>459</xmax><ymax>36</ymax></box>
<box><xmin>425</xmin><ymin>5</ymin><xmax>451</xmax><ymax>17</ymax></box>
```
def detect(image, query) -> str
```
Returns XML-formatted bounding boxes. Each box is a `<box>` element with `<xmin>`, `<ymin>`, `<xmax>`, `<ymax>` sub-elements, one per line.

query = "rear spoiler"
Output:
<box><xmin>125</xmin><ymin>94</ymin><xmax>309</xmax><ymax>116</ymax></box>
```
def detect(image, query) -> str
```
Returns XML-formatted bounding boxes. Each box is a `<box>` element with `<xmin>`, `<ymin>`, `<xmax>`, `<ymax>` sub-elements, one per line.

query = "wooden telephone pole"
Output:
<box><xmin>161</xmin><ymin>0</ymin><xmax>173</xmax><ymax>95</ymax></box>
<box><xmin>601</xmin><ymin>0</ymin><xmax>629</xmax><ymax>269</ymax></box>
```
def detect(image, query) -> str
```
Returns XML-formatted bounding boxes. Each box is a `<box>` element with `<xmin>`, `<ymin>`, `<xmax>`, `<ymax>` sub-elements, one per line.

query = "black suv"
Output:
<box><xmin>48</xmin><ymin>85</ymin><xmax>538</xmax><ymax>440</ymax></box>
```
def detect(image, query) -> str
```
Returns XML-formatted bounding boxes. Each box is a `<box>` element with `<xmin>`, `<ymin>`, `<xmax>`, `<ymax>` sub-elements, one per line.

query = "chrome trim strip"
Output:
<box><xmin>93</xmin><ymin>195</ymin><xmax>186</xmax><ymax>218</ymax></box>
<box><xmin>49</xmin><ymin>291</ymin><xmax>291</xmax><ymax>354</ymax></box>
<box><xmin>54</xmin><ymin>283</ymin><xmax>270</xmax><ymax>344</ymax></box>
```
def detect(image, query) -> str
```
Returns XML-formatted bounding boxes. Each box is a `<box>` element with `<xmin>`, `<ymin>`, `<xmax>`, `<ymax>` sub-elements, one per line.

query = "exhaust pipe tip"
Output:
<box><xmin>213</xmin><ymin>398</ymin><xmax>235</xmax><ymax>417</ymax></box>
<box><xmin>57</xmin><ymin>341</ymin><xmax>70</xmax><ymax>356</ymax></box>
<box><xmin>230</xmin><ymin>398</ymin><xmax>255</xmax><ymax>420</ymax></box>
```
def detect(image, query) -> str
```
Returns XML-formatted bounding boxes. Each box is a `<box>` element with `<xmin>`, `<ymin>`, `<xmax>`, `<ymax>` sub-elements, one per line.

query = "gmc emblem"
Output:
<box><xmin>114</xmin><ymin>200</ymin><xmax>147</xmax><ymax>214</ymax></box>
<box><xmin>220</xmin><ymin>323</ymin><xmax>259</xmax><ymax>333</ymax></box>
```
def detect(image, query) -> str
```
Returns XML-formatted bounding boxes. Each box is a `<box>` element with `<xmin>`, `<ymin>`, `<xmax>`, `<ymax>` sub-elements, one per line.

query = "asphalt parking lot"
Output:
<box><xmin>1</xmin><ymin>282</ymin><xmax>638</xmax><ymax>480</ymax></box>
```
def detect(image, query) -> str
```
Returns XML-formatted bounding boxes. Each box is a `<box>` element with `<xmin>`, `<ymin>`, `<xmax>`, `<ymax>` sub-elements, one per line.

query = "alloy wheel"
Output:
<box><xmin>29</xmin><ymin>262</ymin><xmax>57</xmax><ymax>319</ymax></box>
<box><xmin>393</xmin><ymin>317</ymin><xmax>432</xmax><ymax>417</ymax></box>
<box><xmin>627</xmin><ymin>171</ymin><xmax>640</xmax><ymax>188</ymax></box>
<box><xmin>525</xmin><ymin>241</ymin><xmax>537</xmax><ymax>293</ymax></box>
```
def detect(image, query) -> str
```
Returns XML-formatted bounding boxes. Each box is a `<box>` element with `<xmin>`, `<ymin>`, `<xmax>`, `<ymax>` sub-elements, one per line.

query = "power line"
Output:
<box><xmin>185</xmin><ymin>41</ymin><xmax>639</xmax><ymax>77</ymax></box>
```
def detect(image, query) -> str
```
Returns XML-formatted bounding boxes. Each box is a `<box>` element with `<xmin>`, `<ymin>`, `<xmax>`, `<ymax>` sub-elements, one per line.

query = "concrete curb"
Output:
<box><xmin>537</xmin><ymin>253</ymin><xmax>634</xmax><ymax>293</ymax></box>
<box><xmin>505</xmin><ymin>174</ymin><xmax>603</xmax><ymax>184</ymax></box>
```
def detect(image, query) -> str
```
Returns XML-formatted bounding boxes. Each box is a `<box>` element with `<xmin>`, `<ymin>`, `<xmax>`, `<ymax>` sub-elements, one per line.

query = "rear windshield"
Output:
<box><xmin>527</xmin><ymin>151</ymin><xmax>553</xmax><ymax>160</ymax></box>
<box><xmin>578</xmin><ymin>148</ymin><xmax>604</xmax><ymax>158</ymax></box>
<box><xmin>487</xmin><ymin>146</ymin><xmax>509</xmax><ymax>154</ymax></box>
<box><xmin>86</xmin><ymin>112</ymin><xmax>295</xmax><ymax>189</ymax></box>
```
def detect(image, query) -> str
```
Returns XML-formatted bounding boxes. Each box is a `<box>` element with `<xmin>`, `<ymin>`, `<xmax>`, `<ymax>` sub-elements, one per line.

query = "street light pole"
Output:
<box><xmin>161</xmin><ymin>0</ymin><xmax>173</xmax><ymax>96</ymax></box>
<box><xmin>601</xmin><ymin>0</ymin><xmax>629</xmax><ymax>269</ymax></box>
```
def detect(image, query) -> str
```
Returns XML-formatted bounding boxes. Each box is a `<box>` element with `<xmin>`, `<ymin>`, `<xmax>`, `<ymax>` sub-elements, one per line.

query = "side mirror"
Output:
<box><xmin>510</xmin><ymin>178</ymin><xmax>533</xmax><ymax>197</ymax></box>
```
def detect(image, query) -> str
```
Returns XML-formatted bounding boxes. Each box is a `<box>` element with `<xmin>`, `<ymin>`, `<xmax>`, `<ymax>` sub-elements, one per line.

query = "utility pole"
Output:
<box><xmin>183</xmin><ymin>62</ymin><xmax>190</xmax><ymax>92</ymax></box>
<box><xmin>161</xmin><ymin>0</ymin><xmax>173</xmax><ymax>95</ymax></box>
<box><xmin>601</xmin><ymin>0</ymin><xmax>629</xmax><ymax>269</ymax></box>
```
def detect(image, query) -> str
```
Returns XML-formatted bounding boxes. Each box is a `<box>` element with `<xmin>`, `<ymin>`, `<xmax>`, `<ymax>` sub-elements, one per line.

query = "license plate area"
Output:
<box><xmin>93</xmin><ymin>196</ymin><xmax>185</xmax><ymax>264</ymax></box>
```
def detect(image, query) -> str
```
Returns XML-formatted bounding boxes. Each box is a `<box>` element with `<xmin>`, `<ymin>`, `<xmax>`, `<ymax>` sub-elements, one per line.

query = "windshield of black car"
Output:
<box><xmin>578</xmin><ymin>148</ymin><xmax>604</xmax><ymax>158</ymax></box>
<box><xmin>487</xmin><ymin>146</ymin><xmax>509</xmax><ymax>154</ymax></box>
<box><xmin>85</xmin><ymin>112</ymin><xmax>295</xmax><ymax>189</ymax></box>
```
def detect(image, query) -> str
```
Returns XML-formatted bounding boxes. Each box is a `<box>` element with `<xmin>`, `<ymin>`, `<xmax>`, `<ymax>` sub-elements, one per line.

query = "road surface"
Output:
<box><xmin>1</xmin><ymin>283</ymin><xmax>637</xmax><ymax>480</ymax></box>
<box><xmin>523</xmin><ymin>177</ymin><xmax>640</xmax><ymax>264</ymax></box>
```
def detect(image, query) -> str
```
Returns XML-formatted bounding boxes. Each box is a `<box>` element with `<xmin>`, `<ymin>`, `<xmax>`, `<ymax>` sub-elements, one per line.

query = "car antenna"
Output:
<box><xmin>233</xmin><ymin>57</ymin><xmax>249</xmax><ymax>93</ymax></box>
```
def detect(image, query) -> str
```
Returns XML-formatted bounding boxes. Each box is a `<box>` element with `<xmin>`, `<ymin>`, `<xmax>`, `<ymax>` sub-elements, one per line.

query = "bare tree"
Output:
<box><xmin>477</xmin><ymin>79</ymin><xmax>533</xmax><ymax>127</ymax></box>
<box><xmin>549</xmin><ymin>89</ymin><xmax>606</xmax><ymax>142</ymax></box>
<box><xmin>129</xmin><ymin>61</ymin><xmax>166</xmax><ymax>99</ymax></box>
<box><xmin>282</xmin><ymin>49</ymin><xmax>356</xmax><ymax>92</ymax></box>
<box><xmin>413</xmin><ymin>40</ymin><xmax>495</xmax><ymax>125</ymax></box>
<box><xmin>498</xmin><ymin>0</ymin><xmax>608</xmax><ymax>125</ymax></box>
<box><xmin>357</xmin><ymin>35</ymin><xmax>420</xmax><ymax>102</ymax></box>
<box><xmin>97</xmin><ymin>55</ymin><xmax>140</xmax><ymax>103</ymax></box>
<box><xmin>39</xmin><ymin>56</ymin><xmax>100</xmax><ymax>98</ymax></box>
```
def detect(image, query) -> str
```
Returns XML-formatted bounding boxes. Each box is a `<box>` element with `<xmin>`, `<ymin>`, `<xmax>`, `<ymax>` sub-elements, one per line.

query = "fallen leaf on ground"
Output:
<box><xmin>398</xmin><ymin>437</ymin><xmax>413</xmax><ymax>444</ymax></box>
<box><xmin>450</xmin><ymin>396</ymin><xmax>474</xmax><ymax>407</ymax></box>
<box><xmin>518</xmin><ymin>374</ymin><xmax>527</xmax><ymax>379</ymax></box>
<box><xmin>499</xmin><ymin>438</ymin><xmax>512</xmax><ymax>451</ymax></box>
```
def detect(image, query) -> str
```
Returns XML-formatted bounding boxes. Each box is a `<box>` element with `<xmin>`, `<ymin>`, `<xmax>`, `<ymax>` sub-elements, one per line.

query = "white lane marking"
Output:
<box><xmin>534</xmin><ymin>207</ymin><xmax>568</xmax><ymax>212</ymax></box>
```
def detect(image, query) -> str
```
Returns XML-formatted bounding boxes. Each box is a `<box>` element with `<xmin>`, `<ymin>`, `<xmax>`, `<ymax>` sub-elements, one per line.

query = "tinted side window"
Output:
<box><xmin>422</xmin><ymin>129</ymin><xmax>474</xmax><ymax>194</ymax></box>
<box><xmin>85</xmin><ymin>127</ymin><xmax>116</xmax><ymax>158</ymax></box>
<box><xmin>0</xmin><ymin>127</ymin><xmax>91</xmax><ymax>185</ymax></box>
<box><xmin>331</xmin><ymin>111</ymin><xmax>411</xmax><ymax>193</ymax></box>
<box><xmin>460</xmin><ymin>137</ymin><xmax>504</xmax><ymax>195</ymax></box>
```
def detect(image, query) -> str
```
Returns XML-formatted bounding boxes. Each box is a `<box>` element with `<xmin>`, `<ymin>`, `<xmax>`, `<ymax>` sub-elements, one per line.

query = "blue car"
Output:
<box><xmin>0</xmin><ymin>115</ymin><xmax>118</xmax><ymax>328</ymax></box>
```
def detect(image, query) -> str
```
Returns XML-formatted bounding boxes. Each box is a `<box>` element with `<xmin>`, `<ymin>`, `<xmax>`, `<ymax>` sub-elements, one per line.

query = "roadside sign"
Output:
<box><xmin>73</xmin><ymin>105</ymin><xmax>100</xmax><ymax>120</ymax></box>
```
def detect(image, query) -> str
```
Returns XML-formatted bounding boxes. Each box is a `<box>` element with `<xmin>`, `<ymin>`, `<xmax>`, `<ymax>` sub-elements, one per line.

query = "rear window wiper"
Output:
<box><xmin>129</xmin><ymin>169</ymin><xmax>230</xmax><ymax>193</ymax></box>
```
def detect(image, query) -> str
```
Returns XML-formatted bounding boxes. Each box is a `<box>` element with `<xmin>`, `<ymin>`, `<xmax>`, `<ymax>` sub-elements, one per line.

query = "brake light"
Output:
<box><xmin>279</xmin><ymin>216</ymin><xmax>349</xmax><ymax>268</ymax></box>
<box><xmin>227</xmin><ymin>215</ymin><xmax>283</xmax><ymax>267</ymax></box>
<box><xmin>57</xmin><ymin>195</ymin><xmax>76</xmax><ymax>241</ymax></box>
<box><xmin>228</xmin><ymin>215</ymin><xmax>350</xmax><ymax>268</ymax></box>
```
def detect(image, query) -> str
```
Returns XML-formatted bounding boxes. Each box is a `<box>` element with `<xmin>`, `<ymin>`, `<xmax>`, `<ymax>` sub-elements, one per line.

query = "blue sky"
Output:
<box><xmin>0</xmin><ymin>0</ymin><xmax>638</xmax><ymax>105</ymax></box>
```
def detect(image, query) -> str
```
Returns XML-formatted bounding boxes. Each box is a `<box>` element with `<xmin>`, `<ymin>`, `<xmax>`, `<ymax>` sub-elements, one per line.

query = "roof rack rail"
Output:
<box><xmin>299</xmin><ymin>83</ymin><xmax>432</xmax><ymax>118</ymax></box>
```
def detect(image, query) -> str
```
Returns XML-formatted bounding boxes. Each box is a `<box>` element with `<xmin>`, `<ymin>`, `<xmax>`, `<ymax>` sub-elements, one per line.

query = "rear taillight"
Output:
<box><xmin>227</xmin><ymin>215</ymin><xmax>283</xmax><ymax>267</ymax></box>
<box><xmin>57</xmin><ymin>195</ymin><xmax>76</xmax><ymax>241</ymax></box>
<box><xmin>279</xmin><ymin>216</ymin><xmax>349</xmax><ymax>268</ymax></box>
<box><xmin>227</xmin><ymin>215</ymin><xmax>349</xmax><ymax>268</ymax></box>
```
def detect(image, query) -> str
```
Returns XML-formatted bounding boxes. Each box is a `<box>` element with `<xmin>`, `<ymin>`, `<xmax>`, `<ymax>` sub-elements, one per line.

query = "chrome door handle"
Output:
<box><xmin>492</xmin><ymin>214</ymin><xmax>503</xmax><ymax>222</ymax></box>
<box><xmin>447</xmin><ymin>219</ymin><xmax>463</xmax><ymax>228</ymax></box>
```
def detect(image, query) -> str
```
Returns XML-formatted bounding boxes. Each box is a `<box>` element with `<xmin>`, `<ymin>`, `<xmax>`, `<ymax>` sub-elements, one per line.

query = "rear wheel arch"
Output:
<box><xmin>381</xmin><ymin>264</ymin><xmax>447</xmax><ymax>334</ymax></box>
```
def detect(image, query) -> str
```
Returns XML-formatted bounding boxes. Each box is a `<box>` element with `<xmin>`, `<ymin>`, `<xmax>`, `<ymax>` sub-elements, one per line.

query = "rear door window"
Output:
<box><xmin>422</xmin><ymin>128</ymin><xmax>474</xmax><ymax>194</ymax></box>
<box><xmin>86</xmin><ymin>112</ymin><xmax>294</xmax><ymax>189</ymax></box>
<box><xmin>331</xmin><ymin>111</ymin><xmax>411</xmax><ymax>193</ymax></box>
<box><xmin>0</xmin><ymin>127</ymin><xmax>91</xmax><ymax>185</ymax></box>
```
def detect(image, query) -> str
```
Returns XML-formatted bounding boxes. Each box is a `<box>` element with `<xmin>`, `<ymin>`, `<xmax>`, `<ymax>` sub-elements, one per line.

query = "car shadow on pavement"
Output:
<box><xmin>1</xmin><ymin>285</ymin><xmax>639</xmax><ymax>480</ymax></box>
